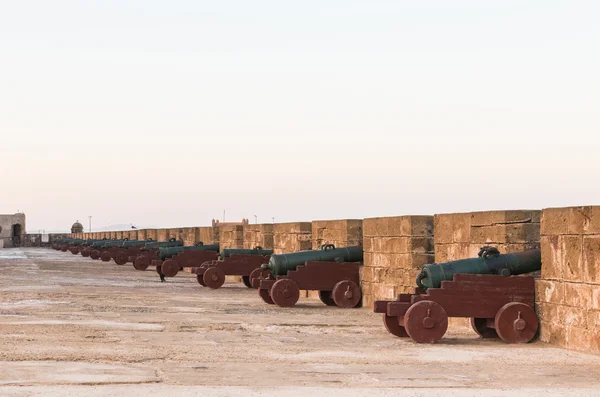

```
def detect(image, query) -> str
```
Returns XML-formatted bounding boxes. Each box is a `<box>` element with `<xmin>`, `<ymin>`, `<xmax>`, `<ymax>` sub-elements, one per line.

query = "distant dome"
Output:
<box><xmin>71</xmin><ymin>221</ymin><xmax>84</xmax><ymax>233</ymax></box>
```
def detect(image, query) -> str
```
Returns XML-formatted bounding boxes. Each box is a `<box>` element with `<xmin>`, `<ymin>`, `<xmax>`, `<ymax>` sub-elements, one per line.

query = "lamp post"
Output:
<box><xmin>254</xmin><ymin>215</ymin><xmax>257</xmax><ymax>224</ymax></box>
<box><xmin>88</xmin><ymin>216</ymin><xmax>92</xmax><ymax>233</ymax></box>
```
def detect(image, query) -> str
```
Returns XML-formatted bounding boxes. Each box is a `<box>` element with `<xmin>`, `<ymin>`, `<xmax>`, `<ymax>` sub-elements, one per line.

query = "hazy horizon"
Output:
<box><xmin>2</xmin><ymin>1</ymin><xmax>599</xmax><ymax>232</ymax></box>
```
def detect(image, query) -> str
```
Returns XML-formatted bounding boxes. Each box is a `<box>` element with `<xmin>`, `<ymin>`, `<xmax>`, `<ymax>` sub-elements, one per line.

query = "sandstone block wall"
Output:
<box><xmin>157</xmin><ymin>229</ymin><xmax>168</xmax><ymax>242</ymax></box>
<box><xmin>243</xmin><ymin>224</ymin><xmax>274</xmax><ymax>249</ymax></box>
<box><xmin>537</xmin><ymin>206</ymin><xmax>600</xmax><ymax>353</ymax></box>
<box><xmin>273</xmin><ymin>222</ymin><xmax>312</xmax><ymax>254</ymax></box>
<box><xmin>311</xmin><ymin>219</ymin><xmax>363</xmax><ymax>250</ymax></box>
<box><xmin>219</xmin><ymin>225</ymin><xmax>244</xmax><ymax>250</ymax></box>
<box><xmin>361</xmin><ymin>216</ymin><xmax>434</xmax><ymax>308</ymax></box>
<box><xmin>434</xmin><ymin>210</ymin><xmax>541</xmax><ymax>262</ymax></box>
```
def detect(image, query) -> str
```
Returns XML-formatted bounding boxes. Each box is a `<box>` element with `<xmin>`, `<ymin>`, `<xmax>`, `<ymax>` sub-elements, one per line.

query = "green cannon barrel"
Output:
<box><xmin>69</xmin><ymin>239</ymin><xmax>86</xmax><ymax>245</ymax></box>
<box><xmin>157</xmin><ymin>244</ymin><xmax>220</xmax><ymax>260</ymax></box>
<box><xmin>416</xmin><ymin>248</ymin><xmax>541</xmax><ymax>290</ymax></box>
<box><xmin>265</xmin><ymin>245</ymin><xmax>363</xmax><ymax>276</ymax></box>
<box><xmin>121</xmin><ymin>240</ymin><xmax>154</xmax><ymax>248</ymax></box>
<box><xmin>221</xmin><ymin>248</ymin><xmax>274</xmax><ymax>258</ymax></box>
<box><xmin>142</xmin><ymin>240</ymin><xmax>184</xmax><ymax>251</ymax></box>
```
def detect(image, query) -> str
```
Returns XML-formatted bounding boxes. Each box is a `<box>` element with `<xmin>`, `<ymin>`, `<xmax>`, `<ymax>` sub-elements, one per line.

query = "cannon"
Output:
<box><xmin>98</xmin><ymin>239</ymin><xmax>132</xmax><ymax>262</ymax></box>
<box><xmin>52</xmin><ymin>238</ymin><xmax>73</xmax><ymax>250</ymax></box>
<box><xmin>70</xmin><ymin>239</ymin><xmax>107</xmax><ymax>255</ymax></box>
<box><xmin>132</xmin><ymin>239</ymin><xmax>184</xmax><ymax>271</ymax></box>
<box><xmin>253</xmin><ymin>245</ymin><xmax>363</xmax><ymax>308</ymax></box>
<box><xmin>373</xmin><ymin>247</ymin><xmax>542</xmax><ymax>344</ymax></box>
<box><xmin>60</xmin><ymin>239</ymin><xmax>84</xmax><ymax>252</ymax></box>
<box><xmin>111</xmin><ymin>239</ymin><xmax>156</xmax><ymax>265</ymax></box>
<box><xmin>78</xmin><ymin>239</ymin><xmax>109</xmax><ymax>257</ymax></box>
<box><xmin>194</xmin><ymin>246</ymin><xmax>273</xmax><ymax>289</ymax></box>
<box><xmin>86</xmin><ymin>239</ymin><xmax>127</xmax><ymax>260</ymax></box>
<box><xmin>152</xmin><ymin>243</ymin><xmax>221</xmax><ymax>280</ymax></box>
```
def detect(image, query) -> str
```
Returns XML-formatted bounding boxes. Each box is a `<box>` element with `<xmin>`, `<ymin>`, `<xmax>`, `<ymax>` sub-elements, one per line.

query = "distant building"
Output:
<box><xmin>71</xmin><ymin>221</ymin><xmax>84</xmax><ymax>234</ymax></box>
<box><xmin>0</xmin><ymin>213</ymin><xmax>26</xmax><ymax>248</ymax></box>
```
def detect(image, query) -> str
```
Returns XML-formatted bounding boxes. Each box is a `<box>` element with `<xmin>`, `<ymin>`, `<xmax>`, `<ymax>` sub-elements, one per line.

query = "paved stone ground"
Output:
<box><xmin>1</xmin><ymin>248</ymin><xmax>599</xmax><ymax>397</ymax></box>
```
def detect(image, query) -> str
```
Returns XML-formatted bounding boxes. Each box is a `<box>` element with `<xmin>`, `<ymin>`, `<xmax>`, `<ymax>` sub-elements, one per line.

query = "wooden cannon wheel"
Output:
<box><xmin>470</xmin><ymin>318</ymin><xmax>499</xmax><ymax>339</ymax></box>
<box><xmin>196</xmin><ymin>274</ymin><xmax>207</xmax><ymax>286</ymax></box>
<box><xmin>249</xmin><ymin>268</ymin><xmax>272</xmax><ymax>289</ymax></box>
<box><xmin>114</xmin><ymin>252</ymin><xmax>129</xmax><ymax>266</ymax></box>
<box><xmin>89</xmin><ymin>250</ymin><xmax>101</xmax><ymax>260</ymax></box>
<box><xmin>332</xmin><ymin>280</ymin><xmax>361</xmax><ymax>308</ymax></box>
<box><xmin>100</xmin><ymin>251</ymin><xmax>112</xmax><ymax>262</ymax></box>
<box><xmin>203</xmin><ymin>267</ymin><xmax>226</xmax><ymax>289</ymax></box>
<box><xmin>383</xmin><ymin>314</ymin><xmax>408</xmax><ymax>338</ymax></box>
<box><xmin>161</xmin><ymin>259</ymin><xmax>180</xmax><ymax>278</ymax></box>
<box><xmin>404</xmin><ymin>300</ymin><xmax>448</xmax><ymax>343</ymax></box>
<box><xmin>259</xmin><ymin>288</ymin><xmax>275</xmax><ymax>305</ymax></box>
<box><xmin>270</xmin><ymin>279</ymin><xmax>300</xmax><ymax>307</ymax></box>
<box><xmin>494</xmin><ymin>302</ymin><xmax>538</xmax><ymax>343</ymax></box>
<box><xmin>133</xmin><ymin>256</ymin><xmax>150</xmax><ymax>271</ymax></box>
<box><xmin>81</xmin><ymin>249</ymin><xmax>91</xmax><ymax>257</ymax></box>
<box><xmin>70</xmin><ymin>247</ymin><xmax>80</xmax><ymax>255</ymax></box>
<box><xmin>318</xmin><ymin>291</ymin><xmax>336</xmax><ymax>306</ymax></box>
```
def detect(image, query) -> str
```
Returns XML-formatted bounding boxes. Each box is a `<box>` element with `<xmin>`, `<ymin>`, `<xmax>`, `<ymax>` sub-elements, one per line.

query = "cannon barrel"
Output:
<box><xmin>264</xmin><ymin>245</ymin><xmax>363</xmax><ymax>276</ymax></box>
<box><xmin>416</xmin><ymin>247</ymin><xmax>541</xmax><ymax>290</ymax></box>
<box><xmin>157</xmin><ymin>244</ymin><xmax>220</xmax><ymax>260</ymax></box>
<box><xmin>142</xmin><ymin>240</ymin><xmax>184</xmax><ymax>251</ymax></box>
<box><xmin>90</xmin><ymin>240</ymin><xmax>116</xmax><ymax>248</ymax></box>
<box><xmin>220</xmin><ymin>247</ymin><xmax>274</xmax><ymax>258</ymax></box>
<box><xmin>121</xmin><ymin>240</ymin><xmax>154</xmax><ymax>248</ymax></box>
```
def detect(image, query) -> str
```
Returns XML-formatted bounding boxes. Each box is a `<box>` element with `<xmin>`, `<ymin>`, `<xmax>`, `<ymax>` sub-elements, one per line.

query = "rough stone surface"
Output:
<box><xmin>538</xmin><ymin>206</ymin><xmax>600</xmax><ymax>355</ymax></box>
<box><xmin>362</xmin><ymin>216</ymin><xmax>434</xmax><ymax>307</ymax></box>
<box><xmin>243</xmin><ymin>224</ymin><xmax>274</xmax><ymax>250</ymax></box>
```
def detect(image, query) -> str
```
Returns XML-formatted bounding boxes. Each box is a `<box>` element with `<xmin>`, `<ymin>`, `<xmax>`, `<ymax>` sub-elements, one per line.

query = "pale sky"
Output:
<box><xmin>1</xmin><ymin>1</ymin><xmax>599</xmax><ymax>232</ymax></box>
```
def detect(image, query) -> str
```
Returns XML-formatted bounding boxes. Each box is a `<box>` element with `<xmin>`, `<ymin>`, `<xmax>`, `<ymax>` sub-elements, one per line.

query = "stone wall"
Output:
<box><xmin>0</xmin><ymin>213</ymin><xmax>26</xmax><ymax>248</ymax></box>
<box><xmin>311</xmin><ymin>219</ymin><xmax>363</xmax><ymax>250</ymax></box>
<box><xmin>219</xmin><ymin>225</ymin><xmax>244</xmax><ymax>250</ymax></box>
<box><xmin>243</xmin><ymin>224</ymin><xmax>274</xmax><ymax>249</ymax></box>
<box><xmin>434</xmin><ymin>210</ymin><xmax>541</xmax><ymax>263</ymax></box>
<box><xmin>537</xmin><ymin>206</ymin><xmax>600</xmax><ymax>353</ymax></box>
<box><xmin>157</xmin><ymin>229</ymin><xmax>168</xmax><ymax>242</ymax></box>
<box><xmin>361</xmin><ymin>216</ymin><xmax>434</xmax><ymax>308</ymax></box>
<box><xmin>273</xmin><ymin>222</ymin><xmax>312</xmax><ymax>254</ymax></box>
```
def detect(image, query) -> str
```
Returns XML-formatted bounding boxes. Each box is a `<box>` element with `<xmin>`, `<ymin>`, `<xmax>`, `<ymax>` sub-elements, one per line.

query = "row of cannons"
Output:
<box><xmin>51</xmin><ymin>238</ymin><xmax>543</xmax><ymax>344</ymax></box>
<box><xmin>51</xmin><ymin>238</ymin><xmax>363</xmax><ymax>308</ymax></box>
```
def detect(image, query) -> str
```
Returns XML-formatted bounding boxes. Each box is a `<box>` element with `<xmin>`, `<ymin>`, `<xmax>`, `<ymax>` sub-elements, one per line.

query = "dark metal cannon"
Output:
<box><xmin>253</xmin><ymin>245</ymin><xmax>364</xmax><ymax>308</ymax></box>
<box><xmin>154</xmin><ymin>243</ymin><xmax>221</xmax><ymax>280</ymax></box>
<box><xmin>194</xmin><ymin>246</ymin><xmax>273</xmax><ymax>289</ymax></box>
<box><xmin>416</xmin><ymin>247</ymin><xmax>541</xmax><ymax>290</ymax></box>
<box><xmin>132</xmin><ymin>239</ymin><xmax>184</xmax><ymax>271</ymax></box>
<box><xmin>111</xmin><ymin>240</ymin><xmax>156</xmax><ymax>265</ymax></box>
<box><xmin>374</xmin><ymin>246</ymin><xmax>541</xmax><ymax>344</ymax></box>
<box><xmin>61</xmin><ymin>239</ymin><xmax>84</xmax><ymax>252</ymax></box>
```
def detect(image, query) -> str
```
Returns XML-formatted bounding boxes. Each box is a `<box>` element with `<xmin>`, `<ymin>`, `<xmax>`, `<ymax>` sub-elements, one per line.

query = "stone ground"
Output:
<box><xmin>0</xmin><ymin>248</ymin><xmax>599</xmax><ymax>397</ymax></box>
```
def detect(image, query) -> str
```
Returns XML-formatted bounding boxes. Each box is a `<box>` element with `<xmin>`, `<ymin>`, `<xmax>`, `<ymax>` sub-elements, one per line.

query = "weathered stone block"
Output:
<box><xmin>433</xmin><ymin>214</ymin><xmax>453</xmax><ymax>244</ymax></box>
<box><xmin>541</xmin><ymin>207</ymin><xmax>569</xmax><ymax>236</ymax></box>
<box><xmin>560</xmin><ymin>235</ymin><xmax>583</xmax><ymax>282</ymax></box>
<box><xmin>583</xmin><ymin>235</ymin><xmax>600</xmax><ymax>284</ymax></box>
<box><xmin>541</xmin><ymin>235</ymin><xmax>561</xmax><ymax>280</ymax></box>
<box><xmin>566</xmin><ymin>326</ymin><xmax>593</xmax><ymax>351</ymax></box>
<box><xmin>564</xmin><ymin>282</ymin><xmax>592</xmax><ymax>309</ymax></box>
<box><xmin>535</xmin><ymin>280</ymin><xmax>565</xmax><ymax>304</ymax></box>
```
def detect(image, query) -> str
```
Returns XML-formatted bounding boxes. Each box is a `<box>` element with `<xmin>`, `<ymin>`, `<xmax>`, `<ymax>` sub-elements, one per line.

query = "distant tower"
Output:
<box><xmin>71</xmin><ymin>220</ymin><xmax>84</xmax><ymax>234</ymax></box>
